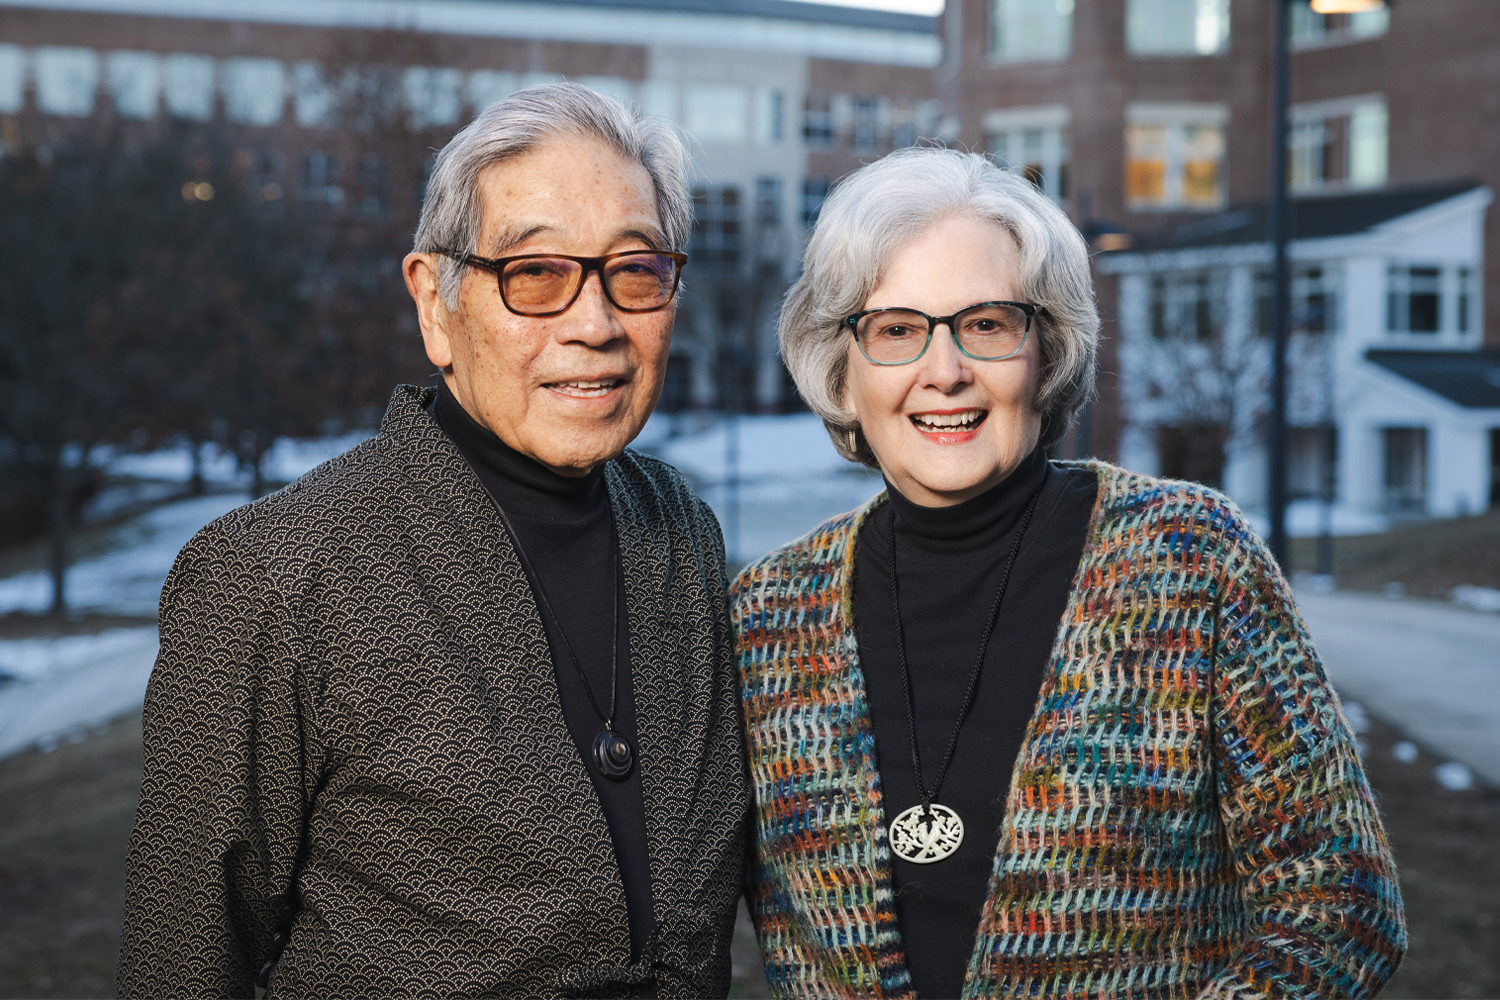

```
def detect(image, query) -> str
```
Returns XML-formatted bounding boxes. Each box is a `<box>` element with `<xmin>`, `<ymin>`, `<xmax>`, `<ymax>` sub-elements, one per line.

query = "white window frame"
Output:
<box><xmin>1124</xmin><ymin>102</ymin><xmax>1228</xmax><ymax>212</ymax></box>
<box><xmin>34</xmin><ymin>46</ymin><xmax>98</xmax><ymax>118</ymax></box>
<box><xmin>1126</xmin><ymin>0</ymin><xmax>1230</xmax><ymax>57</ymax></box>
<box><xmin>1291</xmin><ymin>5</ymin><xmax>1390</xmax><ymax>49</ymax></box>
<box><xmin>1289</xmin><ymin>95</ymin><xmax>1387</xmax><ymax>193</ymax></box>
<box><xmin>163</xmin><ymin>53</ymin><xmax>214</xmax><ymax>121</ymax></box>
<box><xmin>802</xmin><ymin>90</ymin><xmax>833</xmax><ymax>148</ymax></box>
<box><xmin>106</xmin><ymin>50</ymin><xmax>160</xmax><ymax>120</ymax></box>
<box><xmin>684</xmin><ymin>83</ymin><xmax>748</xmax><ymax>145</ymax></box>
<box><xmin>223</xmin><ymin>57</ymin><xmax>285</xmax><ymax>126</ymax></box>
<box><xmin>990</xmin><ymin>0</ymin><xmax>1073</xmax><ymax>64</ymax></box>
<box><xmin>984</xmin><ymin>105</ymin><xmax>1070</xmax><ymax>205</ymax></box>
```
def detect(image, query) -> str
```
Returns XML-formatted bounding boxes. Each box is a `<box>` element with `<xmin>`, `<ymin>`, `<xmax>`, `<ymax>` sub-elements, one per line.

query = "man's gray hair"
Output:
<box><xmin>779</xmin><ymin>146</ymin><xmax>1099</xmax><ymax>465</ymax></box>
<box><xmin>414</xmin><ymin>81</ymin><xmax>692</xmax><ymax>309</ymax></box>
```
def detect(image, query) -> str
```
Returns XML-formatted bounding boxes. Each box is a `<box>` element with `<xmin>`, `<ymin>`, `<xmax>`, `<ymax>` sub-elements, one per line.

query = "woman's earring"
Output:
<box><xmin>847</xmin><ymin>428</ymin><xmax>858</xmax><ymax>454</ymax></box>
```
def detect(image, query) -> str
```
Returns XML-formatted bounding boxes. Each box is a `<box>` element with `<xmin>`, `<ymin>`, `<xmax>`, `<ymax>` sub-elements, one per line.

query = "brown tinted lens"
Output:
<box><xmin>954</xmin><ymin>303</ymin><xmax>1028</xmax><ymax>358</ymax></box>
<box><xmin>856</xmin><ymin>309</ymin><xmax>930</xmax><ymax>363</ymax></box>
<box><xmin>501</xmin><ymin>257</ymin><xmax>581</xmax><ymax>313</ymax></box>
<box><xmin>603</xmin><ymin>253</ymin><xmax>677</xmax><ymax>309</ymax></box>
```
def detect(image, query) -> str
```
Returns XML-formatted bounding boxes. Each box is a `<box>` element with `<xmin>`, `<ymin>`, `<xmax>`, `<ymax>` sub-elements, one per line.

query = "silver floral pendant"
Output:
<box><xmin>889</xmin><ymin>803</ymin><xmax>964</xmax><ymax>863</ymax></box>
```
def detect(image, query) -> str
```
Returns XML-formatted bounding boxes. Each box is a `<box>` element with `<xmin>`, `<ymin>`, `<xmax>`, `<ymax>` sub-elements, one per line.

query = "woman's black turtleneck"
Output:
<box><xmin>428</xmin><ymin>380</ymin><xmax>655</xmax><ymax>962</ymax></box>
<box><xmin>853</xmin><ymin>446</ymin><xmax>1097</xmax><ymax>999</ymax></box>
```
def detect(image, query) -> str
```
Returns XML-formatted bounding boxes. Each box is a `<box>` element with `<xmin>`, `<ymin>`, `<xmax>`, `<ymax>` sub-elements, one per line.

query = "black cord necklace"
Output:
<box><xmin>491</xmin><ymin>502</ymin><xmax>634</xmax><ymax>781</ymax></box>
<box><xmin>885</xmin><ymin>487</ymin><xmax>1040</xmax><ymax>863</ymax></box>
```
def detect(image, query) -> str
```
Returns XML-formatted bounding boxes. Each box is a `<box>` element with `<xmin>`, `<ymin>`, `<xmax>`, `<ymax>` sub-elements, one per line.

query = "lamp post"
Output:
<box><xmin>1267</xmin><ymin>0</ymin><xmax>1390</xmax><ymax>565</ymax></box>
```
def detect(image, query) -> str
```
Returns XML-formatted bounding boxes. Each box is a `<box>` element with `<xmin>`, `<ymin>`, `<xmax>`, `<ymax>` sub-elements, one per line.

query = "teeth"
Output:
<box><xmin>550</xmin><ymin>379</ymin><xmax>620</xmax><ymax>395</ymax></box>
<box><xmin>911</xmin><ymin>410</ymin><xmax>985</xmax><ymax>430</ymax></box>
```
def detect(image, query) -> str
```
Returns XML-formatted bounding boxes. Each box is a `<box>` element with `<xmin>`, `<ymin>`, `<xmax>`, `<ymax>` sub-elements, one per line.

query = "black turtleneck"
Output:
<box><xmin>852</xmin><ymin>447</ymin><xmax>1097</xmax><ymax>999</ymax></box>
<box><xmin>428</xmin><ymin>380</ymin><xmax>655</xmax><ymax>962</ymax></box>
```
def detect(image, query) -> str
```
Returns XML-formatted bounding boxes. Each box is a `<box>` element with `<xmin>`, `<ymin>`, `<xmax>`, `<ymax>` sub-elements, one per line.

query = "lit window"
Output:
<box><xmin>1126</xmin><ymin>0</ymin><xmax>1229</xmax><ymax>56</ymax></box>
<box><xmin>991</xmin><ymin>0</ymin><xmax>1073</xmax><ymax>62</ymax></box>
<box><xmin>1291</xmin><ymin>5</ymin><xmax>1390</xmax><ymax>48</ymax></box>
<box><xmin>1125</xmin><ymin>106</ymin><xmax>1226</xmax><ymax>210</ymax></box>
<box><xmin>691</xmin><ymin>186</ymin><xmax>742</xmax><ymax>266</ymax></box>
<box><xmin>106</xmin><ymin>51</ymin><xmax>159</xmax><ymax>119</ymax></box>
<box><xmin>987</xmin><ymin>110</ymin><xmax>1069</xmax><ymax>204</ymax></box>
<box><xmin>164</xmin><ymin>54</ymin><xmax>214</xmax><ymax>121</ymax></box>
<box><xmin>803</xmin><ymin>91</ymin><xmax>833</xmax><ymax>148</ymax></box>
<box><xmin>1387</xmin><ymin>265</ymin><xmax>1442</xmax><ymax>335</ymax></box>
<box><xmin>684</xmin><ymin>84</ymin><xmax>747</xmax><ymax>144</ymax></box>
<box><xmin>0</xmin><ymin>44</ymin><xmax>23</xmax><ymax>114</ymax></box>
<box><xmin>1290</xmin><ymin>97</ymin><xmax>1386</xmax><ymax>193</ymax></box>
<box><xmin>34</xmin><ymin>46</ymin><xmax>98</xmax><ymax>117</ymax></box>
<box><xmin>223</xmin><ymin>58</ymin><xmax>285</xmax><ymax>126</ymax></box>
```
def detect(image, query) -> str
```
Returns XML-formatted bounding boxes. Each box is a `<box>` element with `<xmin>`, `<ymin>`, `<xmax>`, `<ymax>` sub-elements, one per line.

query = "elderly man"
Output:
<box><xmin>117</xmin><ymin>83</ymin><xmax>746</xmax><ymax>998</ymax></box>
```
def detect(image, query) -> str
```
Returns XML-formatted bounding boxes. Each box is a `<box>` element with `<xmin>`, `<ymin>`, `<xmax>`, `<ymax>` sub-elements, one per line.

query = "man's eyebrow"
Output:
<box><xmin>483</xmin><ymin>225</ymin><xmax>670</xmax><ymax>258</ymax></box>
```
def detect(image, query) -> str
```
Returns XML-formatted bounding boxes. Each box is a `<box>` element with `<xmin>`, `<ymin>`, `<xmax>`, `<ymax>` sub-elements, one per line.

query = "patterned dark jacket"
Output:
<box><xmin>117</xmin><ymin>384</ymin><xmax>748</xmax><ymax>999</ymax></box>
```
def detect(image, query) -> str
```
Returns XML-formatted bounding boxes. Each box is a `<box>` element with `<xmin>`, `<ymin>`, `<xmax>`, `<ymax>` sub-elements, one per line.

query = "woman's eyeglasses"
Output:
<box><xmin>845</xmin><ymin>300</ymin><xmax>1039</xmax><ymax>365</ymax></box>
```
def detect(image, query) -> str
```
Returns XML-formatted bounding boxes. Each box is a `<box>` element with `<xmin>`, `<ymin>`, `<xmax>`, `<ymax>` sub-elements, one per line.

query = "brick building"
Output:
<box><xmin>0</xmin><ymin>0</ymin><xmax>939</xmax><ymax>413</ymax></box>
<box><xmin>939</xmin><ymin>0</ymin><xmax>1499</xmax><ymax>517</ymax></box>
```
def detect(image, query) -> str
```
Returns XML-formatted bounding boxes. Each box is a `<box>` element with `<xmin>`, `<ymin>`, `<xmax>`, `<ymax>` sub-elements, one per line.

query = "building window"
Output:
<box><xmin>1387</xmin><ymin>265</ymin><xmax>1442</xmax><ymax>334</ymax></box>
<box><xmin>1125</xmin><ymin>107</ymin><xmax>1226</xmax><ymax>211</ymax></box>
<box><xmin>223</xmin><ymin>58</ymin><xmax>285</xmax><ymax>126</ymax></box>
<box><xmin>1157</xmin><ymin>423</ymin><xmax>1227</xmax><ymax>489</ymax></box>
<box><xmin>1289</xmin><ymin>425</ymin><xmax>1338</xmax><ymax>501</ymax></box>
<box><xmin>1382</xmin><ymin>427</ymin><xmax>1427</xmax><ymax>513</ymax></box>
<box><xmin>802</xmin><ymin>91</ymin><xmax>833</xmax><ymax>148</ymax></box>
<box><xmin>34</xmin><ymin>46</ymin><xmax>98</xmax><ymax>117</ymax></box>
<box><xmin>685</xmin><ymin>83</ymin><xmax>747</xmax><ymax>144</ymax></box>
<box><xmin>990</xmin><ymin>0</ymin><xmax>1073</xmax><ymax>63</ymax></box>
<box><xmin>768</xmin><ymin>89</ymin><xmax>784</xmax><ymax>143</ymax></box>
<box><xmin>404</xmin><ymin>67</ymin><xmax>463</xmax><ymax>128</ymax></box>
<box><xmin>892</xmin><ymin>103</ymin><xmax>918</xmax><ymax>149</ymax></box>
<box><xmin>987</xmin><ymin>117</ymin><xmax>1069</xmax><ymax>203</ymax></box>
<box><xmin>1148</xmin><ymin>271</ymin><xmax>1226</xmax><ymax>341</ymax></box>
<box><xmin>106</xmin><ymin>51</ymin><xmax>160</xmax><ymax>120</ymax></box>
<box><xmin>691</xmin><ymin>185</ymin><xmax>742</xmax><ymax>266</ymax></box>
<box><xmin>1255</xmin><ymin>264</ymin><xmax>1340</xmax><ymax>335</ymax></box>
<box><xmin>755</xmin><ymin>175</ymin><xmax>782</xmax><ymax>228</ymax></box>
<box><xmin>164</xmin><ymin>53</ymin><xmax>214</xmax><ymax>121</ymax></box>
<box><xmin>1126</xmin><ymin>0</ymin><xmax>1229</xmax><ymax>56</ymax></box>
<box><xmin>0</xmin><ymin>44</ymin><xmax>23</xmax><ymax>114</ymax></box>
<box><xmin>1458</xmin><ymin>267</ymin><xmax>1472</xmax><ymax>334</ymax></box>
<box><xmin>851</xmin><ymin>96</ymin><xmax>880</xmax><ymax>152</ymax></box>
<box><xmin>1291</xmin><ymin>5</ymin><xmax>1390</xmax><ymax>48</ymax></box>
<box><xmin>1290</xmin><ymin>97</ymin><xmax>1386</xmax><ymax>192</ymax></box>
<box><xmin>235</xmin><ymin>147</ymin><xmax>285</xmax><ymax>203</ymax></box>
<box><xmin>802</xmin><ymin>177</ymin><xmax>830</xmax><ymax>230</ymax></box>
<box><xmin>301</xmin><ymin>151</ymin><xmax>342</xmax><ymax>205</ymax></box>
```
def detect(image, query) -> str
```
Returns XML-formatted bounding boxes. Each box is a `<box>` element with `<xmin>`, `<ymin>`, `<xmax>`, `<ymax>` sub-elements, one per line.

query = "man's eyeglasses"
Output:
<box><xmin>845</xmin><ymin>301</ymin><xmax>1040</xmax><ymax>366</ymax></box>
<box><xmin>433</xmin><ymin>247</ymin><xmax>688</xmax><ymax>317</ymax></box>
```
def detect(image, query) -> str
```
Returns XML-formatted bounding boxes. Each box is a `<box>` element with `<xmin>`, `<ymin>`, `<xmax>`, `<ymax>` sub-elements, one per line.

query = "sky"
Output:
<box><xmin>785</xmin><ymin>0</ymin><xmax>944</xmax><ymax>14</ymax></box>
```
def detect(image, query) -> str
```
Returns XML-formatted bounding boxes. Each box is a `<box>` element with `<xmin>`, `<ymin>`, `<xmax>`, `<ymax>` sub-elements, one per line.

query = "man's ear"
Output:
<box><xmin>404</xmin><ymin>252</ymin><xmax>454</xmax><ymax>370</ymax></box>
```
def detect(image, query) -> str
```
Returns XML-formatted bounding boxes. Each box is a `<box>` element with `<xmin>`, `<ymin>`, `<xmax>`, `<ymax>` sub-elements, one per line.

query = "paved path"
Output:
<box><xmin>0</xmin><ymin>627</ymin><xmax>158</xmax><ymax>759</ymax></box>
<box><xmin>1295</xmin><ymin>589</ymin><xmax>1500</xmax><ymax>787</ymax></box>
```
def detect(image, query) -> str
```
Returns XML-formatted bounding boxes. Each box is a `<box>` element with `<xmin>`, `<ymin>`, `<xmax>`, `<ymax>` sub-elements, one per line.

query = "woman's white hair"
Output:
<box><xmin>779</xmin><ymin>146</ymin><xmax>1099</xmax><ymax>465</ymax></box>
<box><xmin>413</xmin><ymin>81</ymin><xmax>691</xmax><ymax>310</ymax></box>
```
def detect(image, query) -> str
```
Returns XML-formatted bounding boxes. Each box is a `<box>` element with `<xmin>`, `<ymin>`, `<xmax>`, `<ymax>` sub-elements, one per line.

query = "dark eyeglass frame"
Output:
<box><xmin>432</xmin><ymin>246</ymin><xmax>688</xmax><ymax>317</ymax></box>
<box><xmin>844</xmin><ymin>300</ymin><xmax>1041</xmax><ymax>365</ymax></box>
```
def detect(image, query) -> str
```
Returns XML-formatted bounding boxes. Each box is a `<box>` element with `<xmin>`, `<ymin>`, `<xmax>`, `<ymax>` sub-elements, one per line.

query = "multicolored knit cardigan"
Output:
<box><xmin>731</xmin><ymin>461</ymin><xmax>1405</xmax><ymax>999</ymax></box>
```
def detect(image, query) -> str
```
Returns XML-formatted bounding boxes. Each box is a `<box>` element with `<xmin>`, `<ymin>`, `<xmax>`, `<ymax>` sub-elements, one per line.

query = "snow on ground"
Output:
<box><xmin>0</xmin><ymin>627</ymin><xmax>158</xmax><ymax>758</ymax></box>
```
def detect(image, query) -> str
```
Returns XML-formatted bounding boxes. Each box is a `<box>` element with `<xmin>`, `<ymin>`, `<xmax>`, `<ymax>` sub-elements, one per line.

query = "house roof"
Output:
<box><xmin>1366</xmin><ymin>350</ymin><xmax>1500</xmax><ymax>409</ymax></box>
<box><xmin>509</xmin><ymin>0</ymin><xmax>935</xmax><ymax>32</ymax></box>
<box><xmin>1132</xmin><ymin>181</ymin><xmax>1485</xmax><ymax>252</ymax></box>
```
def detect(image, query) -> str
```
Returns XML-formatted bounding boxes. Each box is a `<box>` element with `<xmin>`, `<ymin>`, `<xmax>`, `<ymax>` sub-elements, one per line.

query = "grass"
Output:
<box><xmin>1289</xmin><ymin>508</ymin><xmax>1500</xmax><ymax>599</ymax></box>
<box><xmin>1</xmin><ymin>706</ymin><xmax>1496</xmax><ymax>998</ymax></box>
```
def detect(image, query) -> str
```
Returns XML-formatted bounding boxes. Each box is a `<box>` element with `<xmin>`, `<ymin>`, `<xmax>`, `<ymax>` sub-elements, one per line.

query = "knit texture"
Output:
<box><xmin>732</xmin><ymin>462</ymin><xmax>1405</xmax><ymax>1000</ymax></box>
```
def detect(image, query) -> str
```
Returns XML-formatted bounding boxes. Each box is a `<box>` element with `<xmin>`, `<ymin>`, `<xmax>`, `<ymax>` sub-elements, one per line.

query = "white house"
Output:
<box><xmin>1099</xmin><ymin>181</ymin><xmax>1497</xmax><ymax>528</ymax></box>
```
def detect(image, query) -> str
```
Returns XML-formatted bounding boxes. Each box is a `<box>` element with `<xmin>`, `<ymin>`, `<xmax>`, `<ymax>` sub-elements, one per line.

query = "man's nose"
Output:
<box><xmin>557</xmin><ymin>269</ymin><xmax>626</xmax><ymax>345</ymax></box>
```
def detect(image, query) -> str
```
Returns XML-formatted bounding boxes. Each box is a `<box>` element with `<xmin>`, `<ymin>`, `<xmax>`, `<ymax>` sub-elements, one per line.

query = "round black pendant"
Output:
<box><xmin>593</xmin><ymin>729</ymin><xmax>634</xmax><ymax>780</ymax></box>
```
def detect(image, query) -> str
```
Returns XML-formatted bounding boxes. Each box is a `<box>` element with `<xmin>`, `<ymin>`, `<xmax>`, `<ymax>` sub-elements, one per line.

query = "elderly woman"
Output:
<box><xmin>731</xmin><ymin>148</ymin><xmax>1405</xmax><ymax>1000</ymax></box>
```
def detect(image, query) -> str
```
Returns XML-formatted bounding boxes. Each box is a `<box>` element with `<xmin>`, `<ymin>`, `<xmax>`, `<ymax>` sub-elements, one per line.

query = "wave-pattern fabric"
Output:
<box><xmin>117</xmin><ymin>384</ymin><xmax>747</xmax><ymax>999</ymax></box>
<box><xmin>732</xmin><ymin>462</ymin><xmax>1405</xmax><ymax>1000</ymax></box>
